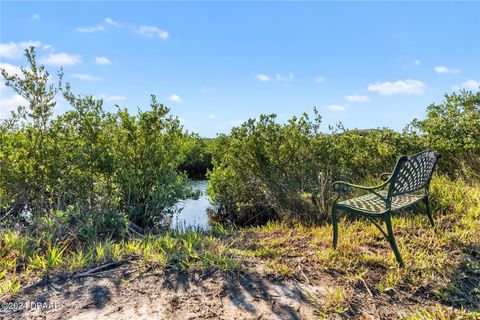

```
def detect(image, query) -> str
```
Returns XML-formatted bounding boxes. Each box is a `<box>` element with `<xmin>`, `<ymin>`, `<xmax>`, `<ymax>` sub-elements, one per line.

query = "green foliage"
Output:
<box><xmin>109</xmin><ymin>95</ymin><xmax>191</xmax><ymax>228</ymax></box>
<box><xmin>0</xmin><ymin>47</ymin><xmax>63</xmax><ymax>214</ymax></box>
<box><xmin>0</xmin><ymin>47</ymin><xmax>192</xmax><ymax>238</ymax></box>
<box><xmin>28</xmin><ymin>244</ymin><xmax>67</xmax><ymax>276</ymax></box>
<box><xmin>178</xmin><ymin>134</ymin><xmax>213</xmax><ymax>179</ymax></box>
<box><xmin>410</xmin><ymin>90</ymin><xmax>480</xmax><ymax>178</ymax></box>
<box><xmin>207</xmin><ymin>112</ymin><xmax>420</xmax><ymax>225</ymax></box>
<box><xmin>208</xmin><ymin>91</ymin><xmax>479</xmax><ymax>226</ymax></box>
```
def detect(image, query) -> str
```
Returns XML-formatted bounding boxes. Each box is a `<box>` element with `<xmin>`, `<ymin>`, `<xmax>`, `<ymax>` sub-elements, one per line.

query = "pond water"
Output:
<box><xmin>171</xmin><ymin>180</ymin><xmax>212</xmax><ymax>231</ymax></box>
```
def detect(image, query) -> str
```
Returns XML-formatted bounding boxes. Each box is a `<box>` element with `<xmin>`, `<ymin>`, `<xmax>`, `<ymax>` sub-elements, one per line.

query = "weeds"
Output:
<box><xmin>265</xmin><ymin>261</ymin><xmax>293</xmax><ymax>276</ymax></box>
<box><xmin>324</xmin><ymin>287</ymin><xmax>350</xmax><ymax>314</ymax></box>
<box><xmin>27</xmin><ymin>244</ymin><xmax>67</xmax><ymax>276</ymax></box>
<box><xmin>401</xmin><ymin>304</ymin><xmax>480</xmax><ymax>320</ymax></box>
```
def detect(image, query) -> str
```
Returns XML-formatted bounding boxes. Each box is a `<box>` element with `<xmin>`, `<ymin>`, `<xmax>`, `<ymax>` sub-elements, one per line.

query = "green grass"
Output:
<box><xmin>401</xmin><ymin>304</ymin><xmax>479</xmax><ymax>320</ymax></box>
<box><xmin>265</xmin><ymin>261</ymin><xmax>293</xmax><ymax>276</ymax></box>
<box><xmin>0</xmin><ymin>176</ymin><xmax>478</xmax><ymax>318</ymax></box>
<box><xmin>324</xmin><ymin>287</ymin><xmax>350</xmax><ymax>314</ymax></box>
<box><xmin>0</xmin><ymin>229</ymin><xmax>242</xmax><ymax>296</ymax></box>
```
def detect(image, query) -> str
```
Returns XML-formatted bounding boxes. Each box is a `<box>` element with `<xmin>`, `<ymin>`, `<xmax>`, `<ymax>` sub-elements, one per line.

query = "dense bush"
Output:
<box><xmin>0</xmin><ymin>48</ymin><xmax>192</xmax><ymax>239</ymax></box>
<box><xmin>178</xmin><ymin>134</ymin><xmax>213</xmax><ymax>179</ymax></box>
<box><xmin>208</xmin><ymin>91</ymin><xmax>479</xmax><ymax>226</ymax></box>
<box><xmin>409</xmin><ymin>90</ymin><xmax>480</xmax><ymax>179</ymax></box>
<box><xmin>207</xmin><ymin>115</ymin><xmax>416</xmax><ymax>225</ymax></box>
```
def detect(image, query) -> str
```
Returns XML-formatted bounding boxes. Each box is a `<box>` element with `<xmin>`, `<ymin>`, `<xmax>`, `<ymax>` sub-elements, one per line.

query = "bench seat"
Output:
<box><xmin>337</xmin><ymin>190</ymin><xmax>425</xmax><ymax>214</ymax></box>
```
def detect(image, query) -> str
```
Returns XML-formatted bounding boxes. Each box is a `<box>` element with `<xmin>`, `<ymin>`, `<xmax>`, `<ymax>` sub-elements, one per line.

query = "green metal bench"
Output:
<box><xmin>331</xmin><ymin>150</ymin><xmax>441</xmax><ymax>267</ymax></box>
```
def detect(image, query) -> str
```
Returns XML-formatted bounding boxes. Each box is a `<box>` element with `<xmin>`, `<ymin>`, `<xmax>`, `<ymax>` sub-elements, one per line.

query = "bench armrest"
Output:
<box><xmin>332</xmin><ymin>180</ymin><xmax>387</xmax><ymax>193</ymax></box>
<box><xmin>332</xmin><ymin>180</ymin><xmax>389</xmax><ymax>204</ymax></box>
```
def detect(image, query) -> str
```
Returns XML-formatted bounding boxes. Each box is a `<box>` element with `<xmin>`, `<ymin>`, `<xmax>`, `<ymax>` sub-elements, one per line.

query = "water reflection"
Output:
<box><xmin>171</xmin><ymin>180</ymin><xmax>211</xmax><ymax>231</ymax></box>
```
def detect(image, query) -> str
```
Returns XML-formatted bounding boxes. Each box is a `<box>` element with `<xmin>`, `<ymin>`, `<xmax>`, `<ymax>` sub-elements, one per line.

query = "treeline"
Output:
<box><xmin>1</xmin><ymin>47</ymin><xmax>479</xmax><ymax>241</ymax></box>
<box><xmin>178</xmin><ymin>135</ymin><xmax>213</xmax><ymax>179</ymax></box>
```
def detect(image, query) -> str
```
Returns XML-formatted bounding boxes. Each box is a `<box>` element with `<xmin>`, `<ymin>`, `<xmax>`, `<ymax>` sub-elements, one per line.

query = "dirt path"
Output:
<box><xmin>1</xmin><ymin>263</ymin><xmax>427</xmax><ymax>320</ymax></box>
<box><xmin>3</xmin><ymin>267</ymin><xmax>330</xmax><ymax>320</ymax></box>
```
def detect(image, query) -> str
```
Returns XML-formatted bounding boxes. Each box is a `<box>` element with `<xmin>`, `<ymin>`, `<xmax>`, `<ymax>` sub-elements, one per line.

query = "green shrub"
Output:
<box><xmin>178</xmin><ymin>134</ymin><xmax>213</xmax><ymax>179</ymax></box>
<box><xmin>409</xmin><ymin>90</ymin><xmax>480</xmax><ymax>179</ymax></box>
<box><xmin>0</xmin><ymin>47</ymin><xmax>192</xmax><ymax>238</ymax></box>
<box><xmin>208</xmin><ymin>91</ymin><xmax>479</xmax><ymax>226</ymax></box>
<box><xmin>207</xmin><ymin>113</ymin><xmax>418</xmax><ymax>225</ymax></box>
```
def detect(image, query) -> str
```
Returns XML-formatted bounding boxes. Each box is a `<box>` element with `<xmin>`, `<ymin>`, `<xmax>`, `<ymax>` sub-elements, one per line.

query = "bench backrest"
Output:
<box><xmin>388</xmin><ymin>150</ymin><xmax>441</xmax><ymax>199</ymax></box>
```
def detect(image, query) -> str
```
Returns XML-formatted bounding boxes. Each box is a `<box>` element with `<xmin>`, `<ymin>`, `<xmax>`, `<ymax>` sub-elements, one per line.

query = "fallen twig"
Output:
<box><xmin>298</xmin><ymin>266</ymin><xmax>312</xmax><ymax>285</ymax></box>
<box><xmin>113</xmin><ymin>212</ymin><xmax>145</xmax><ymax>238</ymax></box>
<box><xmin>360</xmin><ymin>278</ymin><xmax>374</xmax><ymax>297</ymax></box>
<box><xmin>128</xmin><ymin>220</ymin><xmax>144</xmax><ymax>234</ymax></box>
<box><xmin>73</xmin><ymin>262</ymin><xmax>123</xmax><ymax>278</ymax></box>
<box><xmin>128</xmin><ymin>226</ymin><xmax>144</xmax><ymax>238</ymax></box>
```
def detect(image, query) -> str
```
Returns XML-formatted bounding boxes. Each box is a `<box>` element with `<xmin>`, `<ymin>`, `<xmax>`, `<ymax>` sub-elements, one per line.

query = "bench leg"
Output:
<box><xmin>423</xmin><ymin>196</ymin><xmax>435</xmax><ymax>227</ymax></box>
<box><xmin>384</xmin><ymin>213</ymin><xmax>404</xmax><ymax>267</ymax></box>
<box><xmin>332</xmin><ymin>206</ymin><xmax>338</xmax><ymax>249</ymax></box>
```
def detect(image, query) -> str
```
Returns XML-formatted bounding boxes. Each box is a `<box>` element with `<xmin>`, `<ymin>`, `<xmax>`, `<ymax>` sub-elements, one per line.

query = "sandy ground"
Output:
<box><xmin>3</xmin><ymin>228</ymin><xmax>476</xmax><ymax>319</ymax></box>
<box><xmin>3</xmin><ymin>268</ymin><xmax>323</xmax><ymax>320</ymax></box>
<box><xmin>0</xmin><ymin>262</ymin><xmax>425</xmax><ymax>320</ymax></box>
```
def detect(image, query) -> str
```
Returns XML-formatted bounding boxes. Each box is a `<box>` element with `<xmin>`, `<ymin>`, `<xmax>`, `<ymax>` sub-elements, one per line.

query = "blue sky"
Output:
<box><xmin>1</xmin><ymin>1</ymin><xmax>479</xmax><ymax>137</ymax></box>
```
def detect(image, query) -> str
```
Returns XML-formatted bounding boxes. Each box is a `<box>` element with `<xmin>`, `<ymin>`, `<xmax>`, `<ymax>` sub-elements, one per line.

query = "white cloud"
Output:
<box><xmin>76</xmin><ymin>25</ymin><xmax>105</xmax><ymax>33</ymax></box>
<box><xmin>39</xmin><ymin>52</ymin><xmax>82</xmax><ymax>66</ymax></box>
<box><xmin>414</xmin><ymin>59</ymin><xmax>421</xmax><ymax>66</ymax></box>
<box><xmin>103</xmin><ymin>95</ymin><xmax>126</xmax><ymax>102</ymax></box>
<box><xmin>104</xmin><ymin>17</ymin><xmax>119</xmax><ymax>27</ymax></box>
<box><xmin>434</xmin><ymin>66</ymin><xmax>459</xmax><ymax>74</ymax></box>
<box><xmin>368</xmin><ymin>79</ymin><xmax>425</xmax><ymax>95</ymax></box>
<box><xmin>453</xmin><ymin>79</ymin><xmax>480</xmax><ymax>91</ymax></box>
<box><xmin>168</xmin><ymin>94</ymin><xmax>182</xmax><ymax>103</ymax></box>
<box><xmin>208</xmin><ymin>114</ymin><xmax>216</xmax><ymax>119</ymax></box>
<box><xmin>42</xmin><ymin>44</ymin><xmax>52</xmax><ymax>50</ymax></box>
<box><xmin>256</xmin><ymin>74</ymin><xmax>270</xmax><ymax>82</ymax></box>
<box><xmin>77</xmin><ymin>18</ymin><xmax>120</xmax><ymax>33</ymax></box>
<box><xmin>0</xmin><ymin>41</ymin><xmax>41</xmax><ymax>59</ymax></box>
<box><xmin>138</xmin><ymin>26</ymin><xmax>169</xmax><ymax>40</ymax></box>
<box><xmin>95</xmin><ymin>94</ymin><xmax>126</xmax><ymax>102</ymax></box>
<box><xmin>327</xmin><ymin>105</ymin><xmax>347</xmax><ymax>112</ymax></box>
<box><xmin>0</xmin><ymin>63</ymin><xmax>23</xmax><ymax>90</ymax></box>
<box><xmin>71</xmin><ymin>73</ymin><xmax>101</xmax><ymax>81</ymax></box>
<box><xmin>0</xmin><ymin>94</ymin><xmax>28</xmax><ymax>117</ymax></box>
<box><xmin>462</xmin><ymin>80</ymin><xmax>480</xmax><ymax>90</ymax></box>
<box><xmin>32</xmin><ymin>14</ymin><xmax>40</xmax><ymax>21</ymax></box>
<box><xmin>276</xmin><ymin>73</ymin><xmax>294</xmax><ymax>82</ymax></box>
<box><xmin>94</xmin><ymin>56</ymin><xmax>111</xmax><ymax>65</ymax></box>
<box><xmin>345</xmin><ymin>95</ymin><xmax>371</xmax><ymax>102</ymax></box>
<box><xmin>0</xmin><ymin>63</ymin><xmax>23</xmax><ymax>77</ymax></box>
<box><xmin>315</xmin><ymin>76</ymin><xmax>327</xmax><ymax>83</ymax></box>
